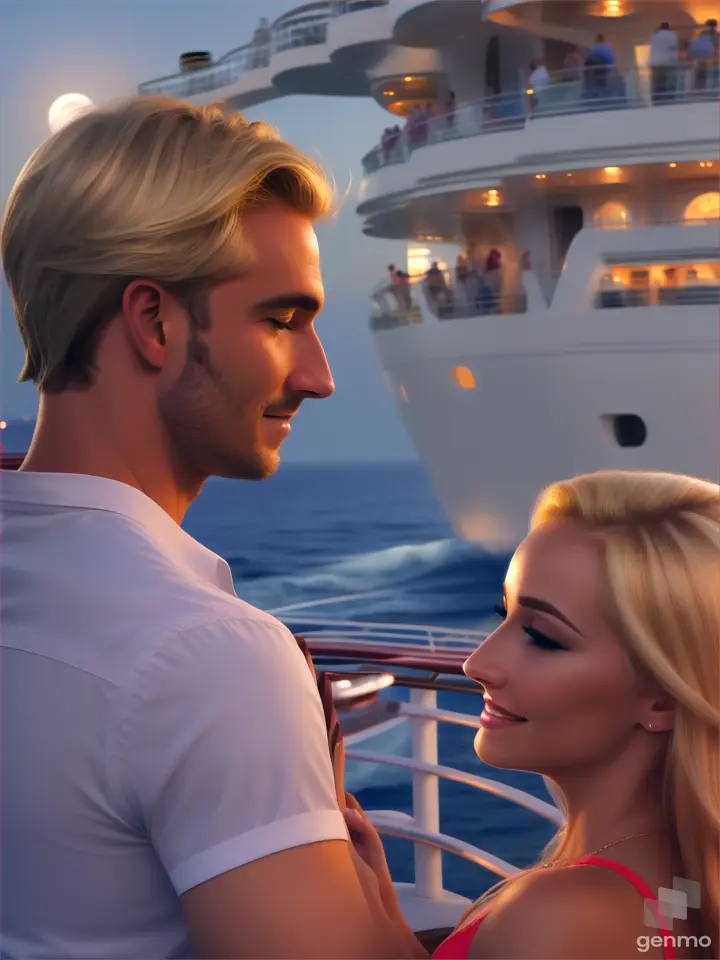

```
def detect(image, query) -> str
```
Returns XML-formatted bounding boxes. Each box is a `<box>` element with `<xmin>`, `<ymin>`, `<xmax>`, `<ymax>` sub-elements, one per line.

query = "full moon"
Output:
<box><xmin>48</xmin><ymin>93</ymin><xmax>94</xmax><ymax>134</ymax></box>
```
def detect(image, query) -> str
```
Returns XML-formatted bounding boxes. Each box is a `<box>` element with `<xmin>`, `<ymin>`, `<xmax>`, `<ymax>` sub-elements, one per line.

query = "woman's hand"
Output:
<box><xmin>344</xmin><ymin>792</ymin><xmax>400</xmax><ymax>919</ymax></box>
<box><xmin>345</xmin><ymin>793</ymin><xmax>429</xmax><ymax>958</ymax></box>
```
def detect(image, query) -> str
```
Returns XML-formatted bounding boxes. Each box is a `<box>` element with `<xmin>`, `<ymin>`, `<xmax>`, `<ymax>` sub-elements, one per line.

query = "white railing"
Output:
<box><xmin>275</xmin><ymin>613</ymin><xmax>489</xmax><ymax>650</ymax></box>
<box><xmin>271</xmin><ymin>598</ymin><xmax>556</xmax><ymax>895</ymax></box>
<box><xmin>371</xmin><ymin>271</ymin><xmax>527</xmax><ymax>329</ymax></box>
<box><xmin>330</xmin><ymin>0</ymin><xmax>388</xmax><ymax>13</ymax></box>
<box><xmin>271</xmin><ymin>4</ymin><xmax>332</xmax><ymax>54</ymax></box>
<box><xmin>348</xmin><ymin>690</ymin><xmax>563</xmax><ymax>891</ymax></box>
<box><xmin>138</xmin><ymin>43</ymin><xmax>262</xmax><ymax>97</ymax></box>
<box><xmin>363</xmin><ymin>63</ymin><xmax>720</xmax><ymax>175</ymax></box>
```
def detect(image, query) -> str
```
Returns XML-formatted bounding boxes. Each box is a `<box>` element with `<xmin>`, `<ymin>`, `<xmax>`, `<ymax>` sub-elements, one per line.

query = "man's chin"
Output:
<box><xmin>210</xmin><ymin>447</ymin><xmax>280</xmax><ymax>482</ymax></box>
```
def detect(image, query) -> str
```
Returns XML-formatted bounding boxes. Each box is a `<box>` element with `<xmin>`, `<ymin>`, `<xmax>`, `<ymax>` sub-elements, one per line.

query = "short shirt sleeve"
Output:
<box><xmin>109</xmin><ymin>616</ymin><xmax>348</xmax><ymax>895</ymax></box>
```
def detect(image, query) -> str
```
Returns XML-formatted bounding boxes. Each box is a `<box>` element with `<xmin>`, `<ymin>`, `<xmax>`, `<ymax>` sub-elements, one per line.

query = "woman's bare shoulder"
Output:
<box><xmin>467</xmin><ymin>866</ymin><xmax>654</xmax><ymax>960</ymax></box>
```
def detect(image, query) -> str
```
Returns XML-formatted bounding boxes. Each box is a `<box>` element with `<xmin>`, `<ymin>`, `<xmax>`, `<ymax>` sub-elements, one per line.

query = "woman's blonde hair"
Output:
<box><xmin>0</xmin><ymin>95</ymin><xmax>335</xmax><ymax>392</ymax></box>
<box><xmin>466</xmin><ymin>470</ymin><xmax>720</xmax><ymax>950</ymax></box>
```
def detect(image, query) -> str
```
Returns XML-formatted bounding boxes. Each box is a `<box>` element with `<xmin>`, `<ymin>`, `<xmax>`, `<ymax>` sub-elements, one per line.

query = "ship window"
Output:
<box><xmin>596</xmin><ymin>260</ymin><xmax>720</xmax><ymax>307</ymax></box>
<box><xmin>594</xmin><ymin>201</ymin><xmax>631</xmax><ymax>228</ymax></box>
<box><xmin>684</xmin><ymin>192</ymin><xmax>720</xmax><ymax>222</ymax></box>
<box><xmin>601</xmin><ymin>414</ymin><xmax>647</xmax><ymax>448</ymax></box>
<box><xmin>453</xmin><ymin>367</ymin><xmax>476</xmax><ymax>389</ymax></box>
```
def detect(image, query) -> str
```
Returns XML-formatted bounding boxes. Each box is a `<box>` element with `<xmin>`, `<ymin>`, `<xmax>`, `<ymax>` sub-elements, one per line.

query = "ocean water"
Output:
<box><xmin>184</xmin><ymin>462</ymin><xmax>558</xmax><ymax>900</ymax></box>
<box><xmin>2</xmin><ymin>420</ymin><xmax>558</xmax><ymax>901</ymax></box>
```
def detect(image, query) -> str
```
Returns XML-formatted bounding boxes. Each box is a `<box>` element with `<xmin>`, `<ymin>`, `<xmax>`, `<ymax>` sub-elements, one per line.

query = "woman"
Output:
<box><xmin>346</xmin><ymin>470</ymin><xmax>719</xmax><ymax>959</ymax></box>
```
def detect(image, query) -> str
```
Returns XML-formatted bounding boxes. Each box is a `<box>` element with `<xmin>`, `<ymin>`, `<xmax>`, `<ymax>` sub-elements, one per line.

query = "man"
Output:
<box><xmin>0</xmin><ymin>96</ymin><xmax>421</xmax><ymax>959</ymax></box>
<box><xmin>689</xmin><ymin>19</ymin><xmax>719</xmax><ymax>91</ymax></box>
<box><xmin>649</xmin><ymin>22</ymin><xmax>679</xmax><ymax>102</ymax></box>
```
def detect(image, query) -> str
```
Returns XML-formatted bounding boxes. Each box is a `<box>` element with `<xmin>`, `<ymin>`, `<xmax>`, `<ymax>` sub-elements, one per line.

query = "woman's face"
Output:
<box><xmin>464</xmin><ymin>518</ymin><xmax>652</xmax><ymax>775</ymax></box>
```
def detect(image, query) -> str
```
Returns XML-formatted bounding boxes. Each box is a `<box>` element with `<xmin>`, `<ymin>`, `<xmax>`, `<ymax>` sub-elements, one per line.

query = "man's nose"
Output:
<box><xmin>289</xmin><ymin>330</ymin><xmax>335</xmax><ymax>400</ymax></box>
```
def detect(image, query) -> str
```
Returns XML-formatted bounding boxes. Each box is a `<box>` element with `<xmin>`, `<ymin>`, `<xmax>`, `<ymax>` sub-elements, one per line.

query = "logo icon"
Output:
<box><xmin>644</xmin><ymin>876</ymin><xmax>701</xmax><ymax>930</ymax></box>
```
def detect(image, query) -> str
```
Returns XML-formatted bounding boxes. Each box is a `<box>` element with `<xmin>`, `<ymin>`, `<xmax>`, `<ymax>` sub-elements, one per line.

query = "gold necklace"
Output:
<box><xmin>542</xmin><ymin>830</ymin><xmax>650</xmax><ymax>868</ymax></box>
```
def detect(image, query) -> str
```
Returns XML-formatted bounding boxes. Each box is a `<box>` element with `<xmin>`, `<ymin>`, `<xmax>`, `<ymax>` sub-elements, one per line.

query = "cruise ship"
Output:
<box><xmin>139</xmin><ymin>0</ymin><xmax>720</xmax><ymax>553</ymax></box>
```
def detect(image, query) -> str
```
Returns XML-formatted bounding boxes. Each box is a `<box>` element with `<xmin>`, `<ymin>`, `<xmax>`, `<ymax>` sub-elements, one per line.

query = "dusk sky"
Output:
<box><xmin>0</xmin><ymin>0</ymin><xmax>418</xmax><ymax>461</ymax></box>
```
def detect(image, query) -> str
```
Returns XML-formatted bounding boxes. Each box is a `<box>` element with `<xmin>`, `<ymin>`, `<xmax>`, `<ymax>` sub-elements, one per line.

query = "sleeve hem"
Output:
<box><xmin>170</xmin><ymin>809</ymin><xmax>349</xmax><ymax>895</ymax></box>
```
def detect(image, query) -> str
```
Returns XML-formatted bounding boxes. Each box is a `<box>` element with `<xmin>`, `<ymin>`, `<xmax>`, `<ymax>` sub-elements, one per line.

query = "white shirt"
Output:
<box><xmin>529</xmin><ymin>65</ymin><xmax>550</xmax><ymax>92</ymax></box>
<box><xmin>650</xmin><ymin>29</ymin><xmax>679</xmax><ymax>66</ymax></box>
<box><xmin>0</xmin><ymin>471</ymin><xmax>347</xmax><ymax>959</ymax></box>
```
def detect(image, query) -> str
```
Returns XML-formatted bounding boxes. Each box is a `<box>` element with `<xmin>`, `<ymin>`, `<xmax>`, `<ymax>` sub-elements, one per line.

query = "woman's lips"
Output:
<box><xmin>480</xmin><ymin>698</ymin><xmax>527</xmax><ymax>729</ymax></box>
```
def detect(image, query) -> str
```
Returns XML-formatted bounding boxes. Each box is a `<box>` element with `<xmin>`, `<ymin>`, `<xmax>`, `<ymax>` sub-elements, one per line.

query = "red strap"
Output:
<box><xmin>432</xmin><ymin>915</ymin><xmax>483</xmax><ymax>959</ymax></box>
<box><xmin>571</xmin><ymin>857</ymin><xmax>676</xmax><ymax>960</ymax></box>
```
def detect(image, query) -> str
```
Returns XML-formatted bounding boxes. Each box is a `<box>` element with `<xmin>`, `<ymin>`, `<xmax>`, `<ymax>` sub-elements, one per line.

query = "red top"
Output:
<box><xmin>432</xmin><ymin>855</ymin><xmax>675</xmax><ymax>959</ymax></box>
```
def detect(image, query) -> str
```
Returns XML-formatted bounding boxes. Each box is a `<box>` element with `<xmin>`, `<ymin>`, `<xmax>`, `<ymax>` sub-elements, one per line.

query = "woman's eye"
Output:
<box><xmin>493</xmin><ymin>604</ymin><xmax>507</xmax><ymax>620</ymax></box>
<box><xmin>523</xmin><ymin>626</ymin><xmax>567</xmax><ymax>652</ymax></box>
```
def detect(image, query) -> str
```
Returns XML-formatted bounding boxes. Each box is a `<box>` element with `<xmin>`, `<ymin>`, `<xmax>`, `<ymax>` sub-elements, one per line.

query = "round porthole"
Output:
<box><xmin>601</xmin><ymin>414</ymin><xmax>647</xmax><ymax>448</ymax></box>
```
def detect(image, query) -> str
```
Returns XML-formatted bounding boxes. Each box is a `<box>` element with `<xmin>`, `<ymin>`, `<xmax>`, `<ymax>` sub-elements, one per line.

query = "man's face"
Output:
<box><xmin>158</xmin><ymin>203</ymin><xmax>333</xmax><ymax>484</ymax></box>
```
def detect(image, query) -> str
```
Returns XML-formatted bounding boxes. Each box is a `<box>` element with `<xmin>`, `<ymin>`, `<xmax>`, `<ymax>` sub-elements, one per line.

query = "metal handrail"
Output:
<box><xmin>363</xmin><ymin>63</ymin><xmax>720</xmax><ymax>175</ymax></box>
<box><xmin>368</xmin><ymin>814</ymin><xmax>521</xmax><ymax>877</ymax></box>
<box><xmin>278</xmin><ymin>614</ymin><xmax>490</xmax><ymax>641</ymax></box>
<box><xmin>347</xmin><ymin>748</ymin><xmax>563</xmax><ymax>824</ymax></box>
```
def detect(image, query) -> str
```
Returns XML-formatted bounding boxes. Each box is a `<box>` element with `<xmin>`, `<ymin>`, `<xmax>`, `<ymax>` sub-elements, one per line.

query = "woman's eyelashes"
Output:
<box><xmin>493</xmin><ymin>603</ymin><xmax>568</xmax><ymax>651</ymax></box>
<box><xmin>522</xmin><ymin>626</ymin><xmax>568</xmax><ymax>652</ymax></box>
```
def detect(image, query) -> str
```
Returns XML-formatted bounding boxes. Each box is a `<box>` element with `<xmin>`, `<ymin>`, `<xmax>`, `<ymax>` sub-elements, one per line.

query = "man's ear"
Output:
<box><xmin>120</xmin><ymin>280</ymin><xmax>172</xmax><ymax>370</ymax></box>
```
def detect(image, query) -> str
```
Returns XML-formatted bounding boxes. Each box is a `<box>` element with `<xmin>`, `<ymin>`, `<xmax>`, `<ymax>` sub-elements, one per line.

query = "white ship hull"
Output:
<box><xmin>373</xmin><ymin>231</ymin><xmax>719</xmax><ymax>552</ymax></box>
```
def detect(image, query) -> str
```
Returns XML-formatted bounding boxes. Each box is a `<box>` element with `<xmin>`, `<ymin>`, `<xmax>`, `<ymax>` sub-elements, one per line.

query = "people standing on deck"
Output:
<box><xmin>345</xmin><ymin>469</ymin><xmax>720</xmax><ymax>960</ymax></box>
<box><xmin>482</xmin><ymin>248</ymin><xmax>504</xmax><ymax>312</ymax></box>
<box><xmin>649</xmin><ymin>22</ymin><xmax>680</xmax><ymax>102</ymax></box>
<box><xmin>0</xmin><ymin>95</ymin><xmax>423</xmax><ymax>960</ymax></box>
<box><xmin>425</xmin><ymin>261</ymin><xmax>450</xmax><ymax>313</ymax></box>
<box><xmin>561</xmin><ymin>46</ymin><xmax>585</xmax><ymax>82</ymax></box>
<box><xmin>528</xmin><ymin>57</ymin><xmax>550</xmax><ymax>112</ymax></box>
<box><xmin>445</xmin><ymin>90</ymin><xmax>456</xmax><ymax>128</ymax></box>
<box><xmin>689</xmin><ymin>20</ymin><xmax>719</xmax><ymax>91</ymax></box>
<box><xmin>584</xmin><ymin>34</ymin><xmax>617</xmax><ymax>99</ymax></box>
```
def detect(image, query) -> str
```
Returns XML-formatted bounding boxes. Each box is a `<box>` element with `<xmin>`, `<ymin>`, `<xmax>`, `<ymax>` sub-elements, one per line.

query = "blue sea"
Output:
<box><xmin>2</xmin><ymin>420</ymin><xmax>558</xmax><ymax>900</ymax></box>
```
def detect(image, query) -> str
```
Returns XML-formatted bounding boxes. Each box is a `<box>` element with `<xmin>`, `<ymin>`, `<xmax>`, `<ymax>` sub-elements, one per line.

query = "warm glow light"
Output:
<box><xmin>604</xmin><ymin>166</ymin><xmax>621</xmax><ymax>175</ymax></box>
<box><xmin>0</xmin><ymin>421</ymin><xmax>6</xmax><ymax>430</ymax></box>
<box><xmin>594</xmin><ymin>201</ymin><xmax>632</xmax><ymax>227</ymax></box>
<box><xmin>592</xmin><ymin>0</ymin><xmax>629</xmax><ymax>16</ymax></box>
<box><xmin>526</xmin><ymin>88</ymin><xmax>534</xmax><ymax>95</ymax></box>
<box><xmin>684</xmin><ymin>192</ymin><xmax>720</xmax><ymax>221</ymax></box>
<box><xmin>404</xmin><ymin>76</ymin><xmax>413</xmax><ymax>82</ymax></box>
<box><xmin>669</xmin><ymin>162</ymin><xmax>677</xmax><ymax>168</ymax></box>
<box><xmin>384</xmin><ymin>90</ymin><xmax>395</xmax><ymax>96</ymax></box>
<box><xmin>535</xmin><ymin>173</ymin><xmax>547</xmax><ymax>180</ymax></box>
<box><xmin>485</xmin><ymin>189</ymin><xmax>501</xmax><ymax>207</ymax></box>
<box><xmin>48</xmin><ymin>93</ymin><xmax>94</xmax><ymax>133</ymax></box>
<box><xmin>453</xmin><ymin>367</ymin><xmax>476</xmax><ymax>390</ymax></box>
<box><xmin>407</xmin><ymin>246</ymin><xmax>431</xmax><ymax>277</ymax></box>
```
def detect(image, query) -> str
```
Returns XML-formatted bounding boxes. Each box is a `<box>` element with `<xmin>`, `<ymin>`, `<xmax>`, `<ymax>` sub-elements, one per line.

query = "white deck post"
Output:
<box><xmin>410</xmin><ymin>687</ymin><xmax>443</xmax><ymax>899</ymax></box>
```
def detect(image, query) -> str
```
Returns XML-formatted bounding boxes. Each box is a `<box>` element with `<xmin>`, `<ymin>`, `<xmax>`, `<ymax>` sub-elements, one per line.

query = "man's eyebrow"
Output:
<box><xmin>251</xmin><ymin>293</ymin><xmax>322</xmax><ymax>314</ymax></box>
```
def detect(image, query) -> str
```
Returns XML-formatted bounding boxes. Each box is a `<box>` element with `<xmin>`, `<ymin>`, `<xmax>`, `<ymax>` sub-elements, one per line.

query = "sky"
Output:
<box><xmin>0</xmin><ymin>0</ymin><xmax>418</xmax><ymax>462</ymax></box>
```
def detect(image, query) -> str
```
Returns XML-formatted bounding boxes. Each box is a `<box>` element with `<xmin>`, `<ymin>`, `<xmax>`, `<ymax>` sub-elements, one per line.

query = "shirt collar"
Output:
<box><xmin>1</xmin><ymin>470</ymin><xmax>236</xmax><ymax>594</ymax></box>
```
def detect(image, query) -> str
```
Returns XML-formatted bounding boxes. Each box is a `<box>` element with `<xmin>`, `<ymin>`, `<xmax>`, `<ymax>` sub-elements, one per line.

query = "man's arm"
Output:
<box><xmin>112</xmin><ymin>615</ymin><xmax>424</xmax><ymax>960</ymax></box>
<box><xmin>182</xmin><ymin>839</ymin><xmax>426</xmax><ymax>960</ymax></box>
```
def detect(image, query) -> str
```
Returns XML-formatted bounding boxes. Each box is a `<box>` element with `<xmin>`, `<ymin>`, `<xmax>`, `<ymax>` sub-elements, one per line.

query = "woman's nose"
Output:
<box><xmin>463</xmin><ymin>629</ymin><xmax>507</xmax><ymax>689</ymax></box>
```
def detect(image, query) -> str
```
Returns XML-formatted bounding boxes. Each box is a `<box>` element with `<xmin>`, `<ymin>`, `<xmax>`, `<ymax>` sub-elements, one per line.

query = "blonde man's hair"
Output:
<box><xmin>1</xmin><ymin>96</ymin><xmax>335</xmax><ymax>392</ymax></box>
<box><xmin>461</xmin><ymin>471</ymin><xmax>720</xmax><ymax>955</ymax></box>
